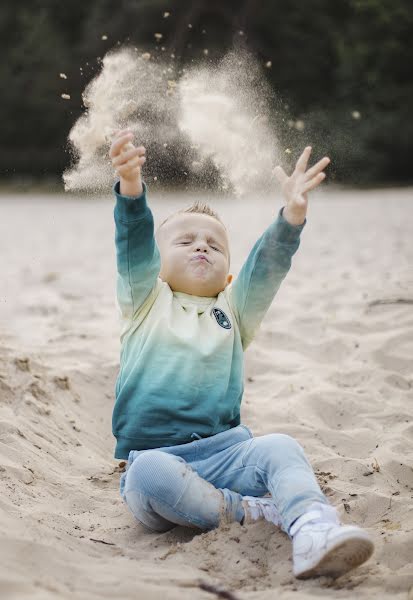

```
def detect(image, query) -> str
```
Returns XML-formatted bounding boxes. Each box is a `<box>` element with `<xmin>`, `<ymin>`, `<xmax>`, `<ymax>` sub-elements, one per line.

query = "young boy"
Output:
<box><xmin>109</xmin><ymin>129</ymin><xmax>374</xmax><ymax>579</ymax></box>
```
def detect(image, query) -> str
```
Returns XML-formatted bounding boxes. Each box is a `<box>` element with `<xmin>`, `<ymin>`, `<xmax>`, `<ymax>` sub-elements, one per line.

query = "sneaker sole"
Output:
<box><xmin>295</xmin><ymin>533</ymin><xmax>374</xmax><ymax>579</ymax></box>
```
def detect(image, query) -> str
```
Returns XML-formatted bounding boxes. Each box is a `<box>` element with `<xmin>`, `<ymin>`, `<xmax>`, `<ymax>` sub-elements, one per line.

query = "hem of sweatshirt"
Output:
<box><xmin>114</xmin><ymin>435</ymin><xmax>202</xmax><ymax>459</ymax></box>
<box><xmin>276</xmin><ymin>206</ymin><xmax>306</xmax><ymax>242</ymax></box>
<box><xmin>113</xmin><ymin>179</ymin><xmax>148</xmax><ymax>221</ymax></box>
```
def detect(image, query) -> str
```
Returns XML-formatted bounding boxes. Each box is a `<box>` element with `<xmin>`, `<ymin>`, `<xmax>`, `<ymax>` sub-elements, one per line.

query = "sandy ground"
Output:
<box><xmin>0</xmin><ymin>186</ymin><xmax>412</xmax><ymax>600</ymax></box>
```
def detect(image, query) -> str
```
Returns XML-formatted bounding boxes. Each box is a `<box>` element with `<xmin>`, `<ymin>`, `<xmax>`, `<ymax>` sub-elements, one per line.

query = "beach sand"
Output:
<box><xmin>0</xmin><ymin>186</ymin><xmax>412</xmax><ymax>599</ymax></box>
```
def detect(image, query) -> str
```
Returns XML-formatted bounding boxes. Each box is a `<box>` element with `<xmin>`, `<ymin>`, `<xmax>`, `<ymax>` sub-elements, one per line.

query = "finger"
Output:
<box><xmin>126</xmin><ymin>155</ymin><xmax>146</xmax><ymax>169</ymax></box>
<box><xmin>273</xmin><ymin>165</ymin><xmax>289</xmax><ymax>185</ymax></box>
<box><xmin>122</xmin><ymin>155</ymin><xmax>146</xmax><ymax>171</ymax></box>
<box><xmin>302</xmin><ymin>172</ymin><xmax>326</xmax><ymax>193</ymax></box>
<box><xmin>109</xmin><ymin>133</ymin><xmax>133</xmax><ymax>158</ymax></box>
<box><xmin>116</xmin><ymin>156</ymin><xmax>146</xmax><ymax>176</ymax></box>
<box><xmin>112</xmin><ymin>146</ymin><xmax>145</xmax><ymax>167</ymax></box>
<box><xmin>109</xmin><ymin>132</ymin><xmax>134</xmax><ymax>158</ymax></box>
<box><xmin>304</xmin><ymin>156</ymin><xmax>330</xmax><ymax>181</ymax></box>
<box><xmin>109</xmin><ymin>128</ymin><xmax>133</xmax><ymax>144</ymax></box>
<box><xmin>294</xmin><ymin>146</ymin><xmax>312</xmax><ymax>174</ymax></box>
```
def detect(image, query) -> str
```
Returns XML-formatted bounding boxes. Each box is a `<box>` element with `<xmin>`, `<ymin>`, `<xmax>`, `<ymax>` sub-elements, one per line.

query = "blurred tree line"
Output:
<box><xmin>1</xmin><ymin>0</ymin><xmax>412</xmax><ymax>185</ymax></box>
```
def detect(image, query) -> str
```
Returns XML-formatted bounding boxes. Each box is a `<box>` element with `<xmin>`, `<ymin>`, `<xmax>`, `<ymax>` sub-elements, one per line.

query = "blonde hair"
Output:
<box><xmin>157</xmin><ymin>201</ymin><xmax>226</xmax><ymax>232</ymax></box>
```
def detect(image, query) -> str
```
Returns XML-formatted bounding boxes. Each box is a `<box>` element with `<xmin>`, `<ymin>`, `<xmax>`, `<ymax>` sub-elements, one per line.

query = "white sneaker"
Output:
<box><xmin>291</xmin><ymin>503</ymin><xmax>374</xmax><ymax>579</ymax></box>
<box><xmin>241</xmin><ymin>496</ymin><xmax>282</xmax><ymax>527</ymax></box>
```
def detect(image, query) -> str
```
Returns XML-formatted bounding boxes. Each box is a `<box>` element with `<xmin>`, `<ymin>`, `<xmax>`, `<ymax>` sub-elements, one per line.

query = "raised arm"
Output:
<box><xmin>229</xmin><ymin>209</ymin><xmax>305</xmax><ymax>349</ymax></box>
<box><xmin>110</xmin><ymin>130</ymin><xmax>160</xmax><ymax>321</ymax></box>
<box><xmin>229</xmin><ymin>146</ymin><xmax>330</xmax><ymax>349</ymax></box>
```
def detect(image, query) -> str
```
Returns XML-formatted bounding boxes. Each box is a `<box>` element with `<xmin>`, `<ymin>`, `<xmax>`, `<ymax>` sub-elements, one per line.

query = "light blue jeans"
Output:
<box><xmin>119</xmin><ymin>425</ymin><xmax>327</xmax><ymax>537</ymax></box>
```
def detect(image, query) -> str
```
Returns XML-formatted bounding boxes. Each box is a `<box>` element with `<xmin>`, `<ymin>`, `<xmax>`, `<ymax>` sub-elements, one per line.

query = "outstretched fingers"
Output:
<box><xmin>294</xmin><ymin>146</ymin><xmax>312</xmax><ymax>174</ymax></box>
<box><xmin>304</xmin><ymin>156</ymin><xmax>330</xmax><ymax>181</ymax></box>
<box><xmin>273</xmin><ymin>165</ymin><xmax>289</xmax><ymax>185</ymax></box>
<box><xmin>302</xmin><ymin>172</ymin><xmax>326</xmax><ymax>193</ymax></box>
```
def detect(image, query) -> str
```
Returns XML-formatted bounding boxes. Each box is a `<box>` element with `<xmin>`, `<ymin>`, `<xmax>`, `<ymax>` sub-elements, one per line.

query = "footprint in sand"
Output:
<box><xmin>384</xmin><ymin>373</ymin><xmax>412</xmax><ymax>391</ymax></box>
<box><xmin>328</xmin><ymin>369</ymin><xmax>374</xmax><ymax>389</ymax></box>
<box><xmin>373</xmin><ymin>331</ymin><xmax>413</xmax><ymax>375</ymax></box>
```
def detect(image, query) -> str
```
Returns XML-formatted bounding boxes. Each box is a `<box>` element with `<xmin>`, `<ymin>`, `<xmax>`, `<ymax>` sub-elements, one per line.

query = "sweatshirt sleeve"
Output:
<box><xmin>228</xmin><ymin>206</ymin><xmax>306</xmax><ymax>350</ymax></box>
<box><xmin>113</xmin><ymin>180</ymin><xmax>161</xmax><ymax>321</ymax></box>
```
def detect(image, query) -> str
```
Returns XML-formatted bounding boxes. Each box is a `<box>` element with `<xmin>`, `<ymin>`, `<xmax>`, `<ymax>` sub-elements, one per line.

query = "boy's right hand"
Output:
<box><xmin>109</xmin><ymin>129</ymin><xmax>146</xmax><ymax>197</ymax></box>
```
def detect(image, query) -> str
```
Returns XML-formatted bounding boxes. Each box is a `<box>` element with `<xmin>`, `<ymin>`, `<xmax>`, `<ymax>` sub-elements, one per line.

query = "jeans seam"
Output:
<box><xmin>240</xmin><ymin>424</ymin><xmax>253</xmax><ymax>438</ymax></box>
<box><xmin>240</xmin><ymin>438</ymin><xmax>254</xmax><ymax>467</ymax></box>
<box><xmin>173</xmin><ymin>467</ymin><xmax>195</xmax><ymax>508</ymax></box>
<box><xmin>208</xmin><ymin>466</ymin><xmax>247</xmax><ymax>487</ymax></box>
<box><xmin>237</xmin><ymin>462</ymin><xmax>317</xmax><ymax>500</ymax></box>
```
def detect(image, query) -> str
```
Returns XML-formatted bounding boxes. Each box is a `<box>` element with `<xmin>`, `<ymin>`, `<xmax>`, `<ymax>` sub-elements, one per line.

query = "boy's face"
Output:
<box><xmin>156</xmin><ymin>213</ymin><xmax>232</xmax><ymax>297</ymax></box>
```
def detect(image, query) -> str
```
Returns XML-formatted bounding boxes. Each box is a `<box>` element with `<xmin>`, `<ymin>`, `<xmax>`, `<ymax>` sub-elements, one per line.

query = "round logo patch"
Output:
<box><xmin>211</xmin><ymin>307</ymin><xmax>232</xmax><ymax>330</ymax></box>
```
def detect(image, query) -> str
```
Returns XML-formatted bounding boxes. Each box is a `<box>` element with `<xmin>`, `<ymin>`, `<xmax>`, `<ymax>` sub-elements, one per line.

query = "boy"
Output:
<box><xmin>109</xmin><ymin>129</ymin><xmax>374</xmax><ymax>579</ymax></box>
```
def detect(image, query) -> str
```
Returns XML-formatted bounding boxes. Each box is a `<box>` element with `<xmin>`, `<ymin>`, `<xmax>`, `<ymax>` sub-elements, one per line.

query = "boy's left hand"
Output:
<box><xmin>273</xmin><ymin>147</ymin><xmax>330</xmax><ymax>226</ymax></box>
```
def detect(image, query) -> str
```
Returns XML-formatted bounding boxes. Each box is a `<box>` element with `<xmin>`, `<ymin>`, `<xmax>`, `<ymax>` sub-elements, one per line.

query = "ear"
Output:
<box><xmin>226</xmin><ymin>273</ymin><xmax>233</xmax><ymax>286</ymax></box>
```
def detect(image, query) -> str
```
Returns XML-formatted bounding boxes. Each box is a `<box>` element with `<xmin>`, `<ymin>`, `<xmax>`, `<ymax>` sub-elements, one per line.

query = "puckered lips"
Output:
<box><xmin>191</xmin><ymin>254</ymin><xmax>210</xmax><ymax>264</ymax></box>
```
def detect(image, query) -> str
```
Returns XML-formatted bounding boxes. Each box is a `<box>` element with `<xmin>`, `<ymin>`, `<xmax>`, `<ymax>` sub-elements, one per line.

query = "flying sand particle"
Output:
<box><xmin>285</xmin><ymin>148</ymin><xmax>291</xmax><ymax>154</ymax></box>
<box><xmin>352</xmin><ymin>110</ymin><xmax>361</xmax><ymax>119</ymax></box>
<box><xmin>64</xmin><ymin>47</ymin><xmax>282</xmax><ymax>194</ymax></box>
<box><xmin>101</xmin><ymin>35</ymin><xmax>108</xmax><ymax>40</ymax></box>
<box><xmin>61</xmin><ymin>93</ymin><xmax>71</xmax><ymax>100</ymax></box>
<box><xmin>154</xmin><ymin>33</ymin><xmax>163</xmax><ymax>41</ymax></box>
<box><xmin>203</xmin><ymin>49</ymin><xmax>209</xmax><ymax>56</ymax></box>
<box><xmin>265</xmin><ymin>61</ymin><xmax>272</xmax><ymax>68</ymax></box>
<box><xmin>142</xmin><ymin>53</ymin><xmax>151</xmax><ymax>60</ymax></box>
<box><xmin>163</xmin><ymin>11</ymin><xmax>170</xmax><ymax>18</ymax></box>
<box><xmin>59</xmin><ymin>73</ymin><xmax>67</xmax><ymax>79</ymax></box>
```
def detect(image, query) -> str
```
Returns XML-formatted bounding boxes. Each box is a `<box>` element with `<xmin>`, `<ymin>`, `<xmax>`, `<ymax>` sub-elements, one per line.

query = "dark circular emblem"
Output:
<box><xmin>211</xmin><ymin>307</ymin><xmax>232</xmax><ymax>329</ymax></box>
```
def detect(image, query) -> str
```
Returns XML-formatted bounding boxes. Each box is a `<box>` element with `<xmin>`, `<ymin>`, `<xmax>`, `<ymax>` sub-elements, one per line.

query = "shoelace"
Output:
<box><xmin>243</xmin><ymin>496</ymin><xmax>282</xmax><ymax>526</ymax></box>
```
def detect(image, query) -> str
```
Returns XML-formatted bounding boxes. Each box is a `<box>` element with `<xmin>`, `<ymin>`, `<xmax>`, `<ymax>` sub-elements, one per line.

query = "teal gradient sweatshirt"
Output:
<box><xmin>112</xmin><ymin>181</ymin><xmax>306</xmax><ymax>458</ymax></box>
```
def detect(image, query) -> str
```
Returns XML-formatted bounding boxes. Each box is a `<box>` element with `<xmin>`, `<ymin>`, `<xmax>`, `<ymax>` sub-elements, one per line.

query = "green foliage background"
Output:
<box><xmin>1</xmin><ymin>0</ymin><xmax>412</xmax><ymax>185</ymax></box>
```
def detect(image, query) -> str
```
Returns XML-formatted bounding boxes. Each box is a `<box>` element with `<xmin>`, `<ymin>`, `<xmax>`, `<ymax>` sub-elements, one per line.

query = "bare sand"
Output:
<box><xmin>0</xmin><ymin>186</ymin><xmax>412</xmax><ymax>599</ymax></box>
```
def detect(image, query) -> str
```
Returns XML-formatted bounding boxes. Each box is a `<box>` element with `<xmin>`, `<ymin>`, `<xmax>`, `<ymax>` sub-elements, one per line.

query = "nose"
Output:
<box><xmin>195</xmin><ymin>242</ymin><xmax>208</xmax><ymax>252</ymax></box>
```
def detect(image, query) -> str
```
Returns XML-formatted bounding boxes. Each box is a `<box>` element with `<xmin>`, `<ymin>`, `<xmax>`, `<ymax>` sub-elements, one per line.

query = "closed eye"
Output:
<box><xmin>177</xmin><ymin>241</ymin><xmax>221</xmax><ymax>252</ymax></box>
<box><xmin>178</xmin><ymin>242</ymin><xmax>221</xmax><ymax>252</ymax></box>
